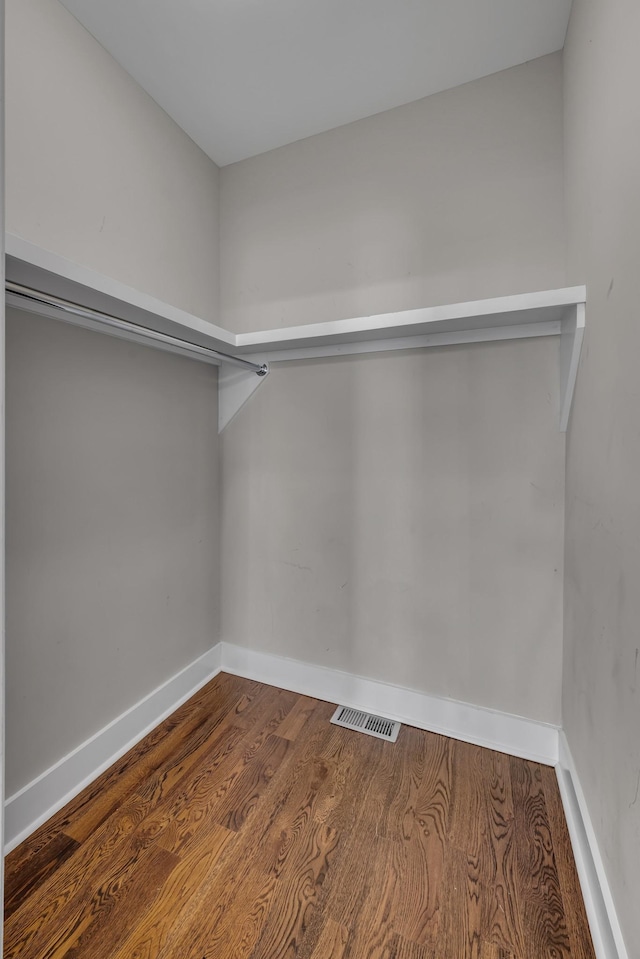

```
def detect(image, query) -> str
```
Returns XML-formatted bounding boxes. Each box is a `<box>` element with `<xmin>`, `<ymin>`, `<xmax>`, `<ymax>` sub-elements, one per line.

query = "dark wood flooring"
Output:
<box><xmin>4</xmin><ymin>673</ymin><xmax>595</xmax><ymax>958</ymax></box>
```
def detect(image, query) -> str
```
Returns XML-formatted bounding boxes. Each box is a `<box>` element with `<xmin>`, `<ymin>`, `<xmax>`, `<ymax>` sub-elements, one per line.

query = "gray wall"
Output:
<box><xmin>4</xmin><ymin>0</ymin><xmax>224</xmax><ymax>797</ymax></box>
<box><xmin>6</xmin><ymin>309</ymin><xmax>220</xmax><ymax>796</ymax></box>
<box><xmin>220</xmin><ymin>54</ymin><xmax>567</xmax><ymax>725</ymax></box>
<box><xmin>221</xmin><ymin>342</ymin><xmax>565</xmax><ymax>722</ymax></box>
<box><xmin>4</xmin><ymin>12</ymin><xmax>568</xmax><ymax>791</ymax></box>
<box><xmin>6</xmin><ymin>0</ymin><xmax>220</xmax><ymax>322</ymax></box>
<box><xmin>563</xmin><ymin>0</ymin><xmax>640</xmax><ymax>953</ymax></box>
<box><xmin>220</xmin><ymin>53</ymin><xmax>565</xmax><ymax>333</ymax></box>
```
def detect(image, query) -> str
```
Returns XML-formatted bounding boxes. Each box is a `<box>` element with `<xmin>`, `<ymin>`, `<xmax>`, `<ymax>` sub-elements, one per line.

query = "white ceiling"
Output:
<box><xmin>59</xmin><ymin>0</ymin><xmax>572</xmax><ymax>167</ymax></box>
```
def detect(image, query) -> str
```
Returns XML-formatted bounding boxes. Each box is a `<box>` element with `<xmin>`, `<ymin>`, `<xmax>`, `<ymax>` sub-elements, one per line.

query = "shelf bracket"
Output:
<box><xmin>3</xmin><ymin>239</ymin><xmax>585</xmax><ymax>435</ymax></box>
<box><xmin>218</xmin><ymin>362</ymin><xmax>269</xmax><ymax>432</ymax></box>
<box><xmin>559</xmin><ymin>303</ymin><xmax>585</xmax><ymax>432</ymax></box>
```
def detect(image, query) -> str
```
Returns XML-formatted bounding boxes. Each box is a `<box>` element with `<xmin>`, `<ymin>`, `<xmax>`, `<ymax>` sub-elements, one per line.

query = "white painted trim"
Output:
<box><xmin>5</xmin><ymin>641</ymin><xmax>560</xmax><ymax>852</ymax></box>
<box><xmin>235</xmin><ymin>286</ymin><xmax>587</xmax><ymax>352</ymax></box>
<box><xmin>5</xmin><ymin>233</ymin><xmax>236</xmax><ymax>351</ymax></box>
<box><xmin>559</xmin><ymin>302</ymin><xmax>585</xmax><ymax>432</ymax></box>
<box><xmin>6</xmin><ymin>291</ymin><xmax>227</xmax><ymax>370</ymax></box>
<box><xmin>3</xmin><ymin>645</ymin><xmax>222</xmax><ymax>853</ymax></box>
<box><xmin>5</xmin><ymin>643</ymin><xmax>627</xmax><ymax>958</ymax></box>
<box><xmin>556</xmin><ymin>732</ymin><xmax>629</xmax><ymax>959</ymax></box>
<box><xmin>6</xmin><ymin>237</ymin><xmax>585</xmax><ymax>434</ymax></box>
<box><xmin>238</xmin><ymin>320</ymin><xmax>560</xmax><ymax>368</ymax></box>
<box><xmin>218</xmin><ymin>363</ymin><xmax>270</xmax><ymax>432</ymax></box>
<box><xmin>4</xmin><ymin>646</ymin><xmax>626</xmax><ymax>958</ymax></box>
<box><xmin>221</xmin><ymin>643</ymin><xmax>559</xmax><ymax>765</ymax></box>
<box><xmin>8</xmin><ymin>236</ymin><xmax>584</xmax><ymax>360</ymax></box>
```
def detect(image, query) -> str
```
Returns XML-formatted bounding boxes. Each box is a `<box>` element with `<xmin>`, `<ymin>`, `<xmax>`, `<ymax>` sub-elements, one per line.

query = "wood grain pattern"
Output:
<box><xmin>392</xmin><ymin>733</ymin><xmax>453</xmax><ymax>945</ymax></box>
<box><xmin>510</xmin><ymin>757</ymin><xmax>572</xmax><ymax>959</ymax></box>
<box><xmin>5</xmin><ymin>675</ymin><xmax>595</xmax><ymax>959</ymax></box>
<box><xmin>308</xmin><ymin>918</ymin><xmax>349</xmax><ymax>959</ymax></box>
<box><xmin>109</xmin><ymin>825</ymin><xmax>234</xmax><ymax>959</ymax></box>
<box><xmin>539</xmin><ymin>764</ymin><xmax>596</xmax><ymax>959</ymax></box>
<box><xmin>480</xmin><ymin>748</ymin><xmax>524</xmax><ymax>956</ymax></box>
<box><xmin>3</xmin><ymin>832</ymin><xmax>80</xmax><ymax>921</ymax></box>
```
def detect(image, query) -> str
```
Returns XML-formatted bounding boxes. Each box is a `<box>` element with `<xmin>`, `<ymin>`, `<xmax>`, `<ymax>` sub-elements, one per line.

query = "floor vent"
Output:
<box><xmin>330</xmin><ymin>705</ymin><xmax>401</xmax><ymax>742</ymax></box>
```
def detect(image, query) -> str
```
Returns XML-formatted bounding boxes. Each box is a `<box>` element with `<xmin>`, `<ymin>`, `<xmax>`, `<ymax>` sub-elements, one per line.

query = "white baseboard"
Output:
<box><xmin>556</xmin><ymin>732</ymin><xmax>628</xmax><ymax>959</ymax></box>
<box><xmin>3</xmin><ymin>641</ymin><xmax>559</xmax><ymax>855</ymax></box>
<box><xmin>220</xmin><ymin>643</ymin><xmax>559</xmax><ymax>765</ymax></box>
<box><xmin>5</xmin><ymin>640</ymin><xmax>626</xmax><ymax>958</ymax></box>
<box><xmin>4</xmin><ymin>645</ymin><xmax>222</xmax><ymax>853</ymax></box>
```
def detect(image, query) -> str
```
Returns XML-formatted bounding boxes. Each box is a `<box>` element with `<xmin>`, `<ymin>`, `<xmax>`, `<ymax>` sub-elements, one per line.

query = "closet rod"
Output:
<box><xmin>5</xmin><ymin>281</ymin><xmax>268</xmax><ymax>376</ymax></box>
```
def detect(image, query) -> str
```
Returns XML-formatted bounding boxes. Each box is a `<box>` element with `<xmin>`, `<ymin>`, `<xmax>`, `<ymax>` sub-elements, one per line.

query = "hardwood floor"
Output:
<box><xmin>4</xmin><ymin>673</ymin><xmax>595</xmax><ymax>959</ymax></box>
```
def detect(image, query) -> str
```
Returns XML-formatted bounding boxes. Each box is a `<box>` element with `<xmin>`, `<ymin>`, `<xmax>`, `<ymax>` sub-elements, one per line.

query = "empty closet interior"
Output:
<box><xmin>4</xmin><ymin>0</ymin><xmax>639</xmax><ymax>956</ymax></box>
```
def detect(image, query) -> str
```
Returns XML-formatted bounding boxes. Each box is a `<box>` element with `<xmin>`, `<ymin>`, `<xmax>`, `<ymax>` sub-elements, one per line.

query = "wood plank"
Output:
<box><xmin>4</xmin><ymin>827</ymin><xmax>178</xmax><ymax>959</ymax></box>
<box><xmin>510</xmin><ymin>757</ymin><xmax>572</xmax><ymax>959</ymax></box>
<box><xmin>138</xmin><ymin>686</ymin><xmax>299</xmax><ymax>855</ymax></box>
<box><xmin>439</xmin><ymin>846</ymin><xmax>517</xmax><ymax>959</ymax></box>
<box><xmin>46</xmin><ymin>845</ymin><xmax>179</xmax><ymax>959</ymax></box>
<box><xmin>358</xmin><ymin>725</ymin><xmax>430</xmax><ymax>842</ymax></box>
<box><xmin>254</xmin><ymin>719</ymin><xmax>337</xmax><ymax>879</ymax></box>
<box><xmin>392</xmin><ymin>733</ymin><xmax>453</xmax><ymax>944</ymax></box>
<box><xmin>276</xmin><ymin>695</ymin><xmax>319</xmax><ymax>741</ymax></box>
<box><xmin>245</xmin><ymin>817</ymin><xmax>340</xmax><ymax>959</ymax></box>
<box><xmin>309</xmin><ymin>919</ymin><xmax>349</xmax><ymax>959</ymax></box>
<box><xmin>66</xmin><ymin>684</ymin><xmax>245</xmax><ymax>842</ymax></box>
<box><xmin>4</xmin><ymin>683</ymin><xmax>285</xmax><ymax>951</ymax></box>
<box><xmin>5</xmin><ymin>677</ymin><xmax>594</xmax><ymax>959</ymax></box>
<box><xmin>540</xmin><ymin>765</ymin><xmax>596</xmax><ymax>959</ymax></box>
<box><xmin>135</xmin><ymin>721</ymin><xmax>248</xmax><ymax>854</ymax></box>
<box><xmin>441</xmin><ymin>844</ymin><xmax>484</xmax><ymax>959</ymax></box>
<box><xmin>153</xmin><ymin>830</ymin><xmax>271</xmax><ymax>955</ymax></box>
<box><xmin>304</xmin><ymin>731</ymin><xmax>381</xmax><ymax>923</ymax></box>
<box><xmin>213</xmin><ymin>733</ymin><xmax>292</xmax><ymax>832</ymax></box>
<box><xmin>5</xmin><ymin>699</ymin><xmax>203</xmax><ymax>857</ymax></box>
<box><xmin>4</xmin><ymin>833</ymin><xmax>80</xmax><ymax>920</ymax></box>
<box><xmin>4</xmin><ymin>685</ymin><xmax>292</xmax><ymax>957</ymax></box>
<box><xmin>340</xmin><ymin>833</ymin><xmax>401</xmax><ymax>959</ymax></box>
<box><xmin>391</xmin><ymin>934</ymin><xmax>437</xmax><ymax>959</ymax></box>
<box><xmin>118</xmin><ymin>703</ymin><xmax>333</xmax><ymax>959</ymax></box>
<box><xmin>386</xmin><ymin>725</ymin><xmax>431</xmax><ymax>842</ymax></box>
<box><xmin>448</xmin><ymin>738</ymin><xmax>486</xmax><ymax>855</ymax></box>
<box><xmin>311</xmin><ymin>725</ymin><xmax>375</xmax><ymax>828</ymax></box>
<box><xmin>447</xmin><ymin>740</ymin><xmax>523</xmax><ymax>955</ymax></box>
<box><xmin>479</xmin><ymin>748</ymin><xmax>524</xmax><ymax>957</ymax></box>
<box><xmin>5</xmin><ymin>797</ymin><xmax>155</xmax><ymax>957</ymax></box>
<box><xmin>4</xmin><ymin>672</ymin><xmax>257</xmax><ymax>858</ymax></box>
<box><xmin>150</xmin><ymin>706</ymin><xmax>342</xmax><ymax>957</ymax></box>
<box><xmin>267</xmin><ymin>727</ymin><xmax>382</xmax><ymax>958</ymax></box>
<box><xmin>108</xmin><ymin>825</ymin><xmax>234</xmax><ymax>959</ymax></box>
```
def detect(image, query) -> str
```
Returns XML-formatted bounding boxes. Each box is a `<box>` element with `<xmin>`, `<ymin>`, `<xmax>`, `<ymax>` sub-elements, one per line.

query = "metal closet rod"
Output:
<box><xmin>5</xmin><ymin>281</ymin><xmax>268</xmax><ymax>376</ymax></box>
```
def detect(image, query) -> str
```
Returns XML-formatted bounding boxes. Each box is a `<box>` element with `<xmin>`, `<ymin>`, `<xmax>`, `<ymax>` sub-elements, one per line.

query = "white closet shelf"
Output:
<box><xmin>234</xmin><ymin>287</ymin><xmax>585</xmax><ymax>353</ymax></box>
<box><xmin>5</xmin><ymin>234</ymin><xmax>585</xmax><ymax>432</ymax></box>
<box><xmin>5</xmin><ymin>234</ymin><xmax>236</xmax><ymax>353</ymax></box>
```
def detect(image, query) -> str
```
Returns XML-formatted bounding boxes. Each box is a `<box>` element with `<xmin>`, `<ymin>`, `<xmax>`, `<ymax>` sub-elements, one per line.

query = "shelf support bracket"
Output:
<box><xmin>559</xmin><ymin>302</ymin><xmax>585</xmax><ymax>432</ymax></box>
<box><xmin>218</xmin><ymin>361</ymin><xmax>269</xmax><ymax>432</ymax></box>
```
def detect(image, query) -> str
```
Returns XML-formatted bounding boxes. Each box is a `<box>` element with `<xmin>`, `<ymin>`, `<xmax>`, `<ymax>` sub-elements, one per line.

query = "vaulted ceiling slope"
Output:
<box><xmin>59</xmin><ymin>0</ymin><xmax>572</xmax><ymax>166</ymax></box>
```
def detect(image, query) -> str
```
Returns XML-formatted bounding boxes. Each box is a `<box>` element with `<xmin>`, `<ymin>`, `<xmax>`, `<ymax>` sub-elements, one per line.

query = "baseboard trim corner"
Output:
<box><xmin>6</xmin><ymin>638</ymin><xmax>628</xmax><ymax>959</ymax></box>
<box><xmin>556</xmin><ymin>732</ymin><xmax>629</xmax><ymax>959</ymax></box>
<box><xmin>4</xmin><ymin>641</ymin><xmax>561</xmax><ymax>856</ymax></box>
<box><xmin>4</xmin><ymin>644</ymin><xmax>222</xmax><ymax>854</ymax></box>
<box><xmin>220</xmin><ymin>642</ymin><xmax>559</xmax><ymax>766</ymax></box>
